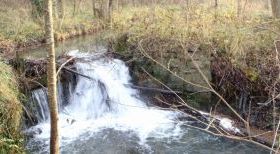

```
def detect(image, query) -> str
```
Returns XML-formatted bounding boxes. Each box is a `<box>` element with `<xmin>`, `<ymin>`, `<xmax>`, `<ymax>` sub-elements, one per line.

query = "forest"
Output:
<box><xmin>0</xmin><ymin>0</ymin><xmax>280</xmax><ymax>153</ymax></box>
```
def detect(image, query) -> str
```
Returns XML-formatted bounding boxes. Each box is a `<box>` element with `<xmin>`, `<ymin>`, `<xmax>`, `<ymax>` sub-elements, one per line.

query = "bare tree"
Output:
<box><xmin>214</xmin><ymin>0</ymin><xmax>218</xmax><ymax>8</ymax></box>
<box><xmin>52</xmin><ymin>0</ymin><xmax>58</xmax><ymax>19</ymax></box>
<box><xmin>237</xmin><ymin>0</ymin><xmax>242</xmax><ymax>17</ymax></box>
<box><xmin>271</xmin><ymin>0</ymin><xmax>280</xmax><ymax>18</ymax></box>
<box><xmin>44</xmin><ymin>0</ymin><xmax>60</xmax><ymax>153</ymax></box>
<box><xmin>73</xmin><ymin>0</ymin><xmax>82</xmax><ymax>16</ymax></box>
<box><xmin>108</xmin><ymin>0</ymin><xmax>113</xmax><ymax>20</ymax></box>
<box><xmin>57</xmin><ymin>0</ymin><xmax>64</xmax><ymax>19</ymax></box>
<box><xmin>92</xmin><ymin>0</ymin><xmax>97</xmax><ymax>16</ymax></box>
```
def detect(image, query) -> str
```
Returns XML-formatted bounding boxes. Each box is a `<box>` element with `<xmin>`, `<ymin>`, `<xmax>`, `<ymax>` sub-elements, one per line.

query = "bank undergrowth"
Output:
<box><xmin>0</xmin><ymin>60</ymin><xmax>23</xmax><ymax>153</ymax></box>
<box><xmin>0</xmin><ymin>0</ymin><xmax>102</xmax><ymax>54</ymax></box>
<box><xmin>110</xmin><ymin>2</ymin><xmax>280</xmax><ymax>130</ymax></box>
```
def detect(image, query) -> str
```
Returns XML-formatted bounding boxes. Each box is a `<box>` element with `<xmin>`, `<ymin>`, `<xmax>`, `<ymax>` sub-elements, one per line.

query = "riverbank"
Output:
<box><xmin>0</xmin><ymin>0</ymin><xmax>103</xmax><ymax>58</ymax></box>
<box><xmin>1</xmin><ymin>0</ymin><xmax>280</xmax><ymax>152</ymax></box>
<box><xmin>108</xmin><ymin>3</ymin><xmax>280</xmax><ymax>146</ymax></box>
<box><xmin>0</xmin><ymin>61</ymin><xmax>23</xmax><ymax>153</ymax></box>
<box><xmin>0</xmin><ymin>1</ymin><xmax>103</xmax><ymax>152</ymax></box>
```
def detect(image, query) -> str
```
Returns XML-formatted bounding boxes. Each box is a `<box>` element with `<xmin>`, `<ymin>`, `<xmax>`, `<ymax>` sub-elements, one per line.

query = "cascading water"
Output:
<box><xmin>26</xmin><ymin>51</ymin><xmax>268</xmax><ymax>154</ymax></box>
<box><xmin>31</xmin><ymin>88</ymin><xmax>49</xmax><ymax>122</ymax></box>
<box><xmin>26</xmin><ymin>51</ymin><xmax>182</xmax><ymax>153</ymax></box>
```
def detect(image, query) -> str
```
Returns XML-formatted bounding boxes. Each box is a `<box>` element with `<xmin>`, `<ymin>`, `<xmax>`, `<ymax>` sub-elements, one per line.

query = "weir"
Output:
<box><xmin>25</xmin><ymin>51</ymin><xmax>268</xmax><ymax>153</ymax></box>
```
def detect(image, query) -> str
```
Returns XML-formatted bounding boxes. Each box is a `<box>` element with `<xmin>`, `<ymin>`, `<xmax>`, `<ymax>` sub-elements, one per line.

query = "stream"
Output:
<box><xmin>24</xmin><ymin>35</ymin><xmax>269</xmax><ymax>154</ymax></box>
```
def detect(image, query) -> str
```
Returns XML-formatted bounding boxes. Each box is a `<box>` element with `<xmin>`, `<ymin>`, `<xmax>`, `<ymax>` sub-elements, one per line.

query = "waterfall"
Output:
<box><xmin>31</xmin><ymin>88</ymin><xmax>49</xmax><ymax>122</ymax></box>
<box><xmin>26</xmin><ymin>51</ymin><xmax>269</xmax><ymax>154</ymax></box>
<box><xmin>28</xmin><ymin>51</ymin><xmax>181</xmax><ymax>151</ymax></box>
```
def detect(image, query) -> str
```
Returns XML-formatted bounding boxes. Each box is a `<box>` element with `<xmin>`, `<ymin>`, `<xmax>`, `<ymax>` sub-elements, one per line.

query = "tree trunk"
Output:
<box><xmin>108</xmin><ymin>0</ymin><xmax>113</xmax><ymax>21</ymax></box>
<box><xmin>92</xmin><ymin>0</ymin><xmax>97</xmax><ymax>16</ymax></box>
<box><xmin>57</xmin><ymin>0</ymin><xmax>64</xmax><ymax>19</ymax></box>
<box><xmin>237</xmin><ymin>0</ymin><xmax>241</xmax><ymax>17</ymax></box>
<box><xmin>214</xmin><ymin>0</ymin><xmax>218</xmax><ymax>8</ymax></box>
<box><xmin>265</xmin><ymin>0</ymin><xmax>270</xmax><ymax>10</ymax></box>
<box><xmin>73</xmin><ymin>0</ymin><xmax>77</xmax><ymax>16</ymax></box>
<box><xmin>52</xmin><ymin>0</ymin><xmax>58</xmax><ymax>19</ymax></box>
<box><xmin>271</xmin><ymin>0</ymin><xmax>280</xmax><ymax>18</ymax></box>
<box><xmin>44</xmin><ymin>0</ymin><xmax>60</xmax><ymax>153</ymax></box>
<box><xmin>100</xmin><ymin>0</ymin><xmax>105</xmax><ymax>18</ymax></box>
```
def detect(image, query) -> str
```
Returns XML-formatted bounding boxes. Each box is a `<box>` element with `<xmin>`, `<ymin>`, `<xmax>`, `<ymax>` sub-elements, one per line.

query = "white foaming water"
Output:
<box><xmin>28</xmin><ymin>51</ymin><xmax>182</xmax><ymax>151</ymax></box>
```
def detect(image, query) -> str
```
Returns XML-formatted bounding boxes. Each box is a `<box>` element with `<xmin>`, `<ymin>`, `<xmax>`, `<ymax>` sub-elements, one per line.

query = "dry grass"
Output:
<box><xmin>111</xmin><ymin>2</ymin><xmax>279</xmax><ymax>79</ymax></box>
<box><xmin>110</xmin><ymin>1</ymin><xmax>280</xmax><ymax>136</ymax></box>
<box><xmin>0</xmin><ymin>60</ymin><xmax>23</xmax><ymax>153</ymax></box>
<box><xmin>0</xmin><ymin>0</ymin><xmax>99</xmax><ymax>46</ymax></box>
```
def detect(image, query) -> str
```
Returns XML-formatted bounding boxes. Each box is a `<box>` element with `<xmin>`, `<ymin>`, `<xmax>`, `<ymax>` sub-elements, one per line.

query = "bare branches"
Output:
<box><xmin>135</xmin><ymin>36</ymin><xmax>277</xmax><ymax>152</ymax></box>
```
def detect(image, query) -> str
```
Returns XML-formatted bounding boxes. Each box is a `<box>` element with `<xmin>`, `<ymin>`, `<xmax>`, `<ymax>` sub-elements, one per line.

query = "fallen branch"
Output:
<box><xmin>126</xmin><ymin>84</ymin><xmax>183</xmax><ymax>94</ymax></box>
<box><xmin>61</xmin><ymin>66</ymin><xmax>95</xmax><ymax>81</ymax></box>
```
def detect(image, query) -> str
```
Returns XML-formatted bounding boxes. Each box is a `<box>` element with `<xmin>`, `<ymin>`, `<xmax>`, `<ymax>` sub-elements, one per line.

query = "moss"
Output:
<box><xmin>243</xmin><ymin>67</ymin><xmax>259</xmax><ymax>82</ymax></box>
<box><xmin>0</xmin><ymin>60</ymin><xmax>24</xmax><ymax>153</ymax></box>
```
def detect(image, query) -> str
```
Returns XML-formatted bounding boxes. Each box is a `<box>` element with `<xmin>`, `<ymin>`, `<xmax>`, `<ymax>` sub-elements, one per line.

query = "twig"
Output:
<box><xmin>271</xmin><ymin>118</ymin><xmax>280</xmax><ymax>154</ymax></box>
<box><xmin>126</xmin><ymin>84</ymin><xmax>183</xmax><ymax>94</ymax></box>
<box><xmin>56</xmin><ymin>56</ymin><xmax>75</xmax><ymax>77</ymax></box>
<box><xmin>62</xmin><ymin>66</ymin><xmax>95</xmax><ymax>81</ymax></box>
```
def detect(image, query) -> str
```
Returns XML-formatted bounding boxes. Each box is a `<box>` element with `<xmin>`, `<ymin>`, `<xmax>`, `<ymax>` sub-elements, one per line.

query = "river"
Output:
<box><xmin>23</xmin><ymin>34</ymin><xmax>269</xmax><ymax>154</ymax></box>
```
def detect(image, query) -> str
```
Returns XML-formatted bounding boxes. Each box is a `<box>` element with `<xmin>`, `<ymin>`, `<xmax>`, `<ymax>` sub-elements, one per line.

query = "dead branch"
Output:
<box><xmin>127</xmin><ymin>84</ymin><xmax>183</xmax><ymax>94</ymax></box>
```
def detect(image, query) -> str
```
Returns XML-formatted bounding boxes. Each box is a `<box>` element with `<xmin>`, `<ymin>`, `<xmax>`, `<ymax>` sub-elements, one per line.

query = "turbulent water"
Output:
<box><xmin>26</xmin><ymin>51</ymin><xmax>268</xmax><ymax>154</ymax></box>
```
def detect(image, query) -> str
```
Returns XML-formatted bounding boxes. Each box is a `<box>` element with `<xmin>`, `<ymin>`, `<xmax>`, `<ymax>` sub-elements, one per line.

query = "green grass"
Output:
<box><xmin>0</xmin><ymin>61</ymin><xmax>23</xmax><ymax>153</ymax></box>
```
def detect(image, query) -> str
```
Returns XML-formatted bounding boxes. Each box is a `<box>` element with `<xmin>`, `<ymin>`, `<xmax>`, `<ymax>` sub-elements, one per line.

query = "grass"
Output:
<box><xmin>110</xmin><ymin>1</ymin><xmax>280</xmax><ymax>131</ymax></box>
<box><xmin>111</xmin><ymin>1</ymin><xmax>280</xmax><ymax>80</ymax></box>
<box><xmin>0</xmin><ymin>60</ymin><xmax>23</xmax><ymax>153</ymax></box>
<box><xmin>0</xmin><ymin>0</ymin><xmax>100</xmax><ymax>47</ymax></box>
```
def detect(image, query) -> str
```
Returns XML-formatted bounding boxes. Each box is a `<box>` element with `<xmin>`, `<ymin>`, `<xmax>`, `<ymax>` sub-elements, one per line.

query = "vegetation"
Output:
<box><xmin>0</xmin><ymin>60</ymin><xmax>23</xmax><ymax>153</ymax></box>
<box><xmin>112</xmin><ymin>2</ymin><xmax>279</xmax><ymax>62</ymax></box>
<box><xmin>0</xmin><ymin>0</ymin><xmax>280</xmax><ymax>153</ymax></box>
<box><xmin>0</xmin><ymin>0</ymin><xmax>100</xmax><ymax>48</ymax></box>
<box><xmin>109</xmin><ymin>0</ymin><xmax>280</xmax><ymax>148</ymax></box>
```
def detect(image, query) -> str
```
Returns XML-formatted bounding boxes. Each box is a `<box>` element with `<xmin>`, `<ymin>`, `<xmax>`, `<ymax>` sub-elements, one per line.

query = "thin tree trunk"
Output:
<box><xmin>237</xmin><ymin>0</ymin><xmax>241</xmax><ymax>17</ymax></box>
<box><xmin>45</xmin><ymin>0</ymin><xmax>60</xmax><ymax>153</ymax></box>
<box><xmin>214</xmin><ymin>0</ymin><xmax>218</xmax><ymax>8</ymax></box>
<box><xmin>271</xmin><ymin>0</ymin><xmax>280</xmax><ymax>18</ymax></box>
<box><xmin>100</xmin><ymin>0</ymin><xmax>105</xmax><ymax>18</ymax></box>
<box><xmin>57</xmin><ymin>0</ymin><xmax>64</xmax><ymax>19</ymax></box>
<box><xmin>92</xmin><ymin>0</ymin><xmax>97</xmax><ymax>16</ymax></box>
<box><xmin>265</xmin><ymin>0</ymin><xmax>270</xmax><ymax>10</ymax></box>
<box><xmin>73</xmin><ymin>0</ymin><xmax>77</xmax><ymax>16</ymax></box>
<box><xmin>108</xmin><ymin>0</ymin><xmax>113</xmax><ymax>21</ymax></box>
<box><xmin>53</xmin><ymin>0</ymin><xmax>58</xmax><ymax>19</ymax></box>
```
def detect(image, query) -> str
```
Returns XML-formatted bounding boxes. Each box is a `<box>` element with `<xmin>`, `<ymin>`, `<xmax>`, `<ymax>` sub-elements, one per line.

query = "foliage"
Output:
<box><xmin>30</xmin><ymin>0</ymin><xmax>45</xmax><ymax>18</ymax></box>
<box><xmin>0</xmin><ymin>60</ymin><xmax>24</xmax><ymax>153</ymax></box>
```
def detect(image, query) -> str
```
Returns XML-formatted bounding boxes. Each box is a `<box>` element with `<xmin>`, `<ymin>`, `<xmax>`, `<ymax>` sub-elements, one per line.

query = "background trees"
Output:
<box><xmin>271</xmin><ymin>0</ymin><xmax>280</xmax><ymax>18</ymax></box>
